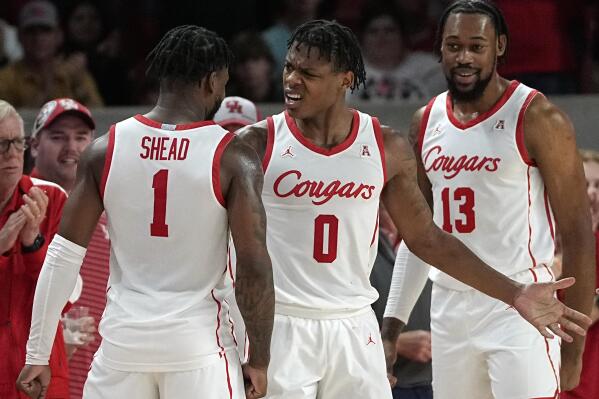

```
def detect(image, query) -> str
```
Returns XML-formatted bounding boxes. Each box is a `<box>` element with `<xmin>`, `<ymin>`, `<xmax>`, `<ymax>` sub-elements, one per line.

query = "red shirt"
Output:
<box><xmin>562</xmin><ymin>230</ymin><xmax>599</xmax><ymax>398</ymax></box>
<box><xmin>562</xmin><ymin>321</ymin><xmax>599</xmax><ymax>399</ymax></box>
<box><xmin>68</xmin><ymin>214</ymin><xmax>110</xmax><ymax>399</ymax></box>
<box><xmin>497</xmin><ymin>0</ymin><xmax>581</xmax><ymax>76</ymax></box>
<box><xmin>0</xmin><ymin>176</ymin><xmax>69</xmax><ymax>399</ymax></box>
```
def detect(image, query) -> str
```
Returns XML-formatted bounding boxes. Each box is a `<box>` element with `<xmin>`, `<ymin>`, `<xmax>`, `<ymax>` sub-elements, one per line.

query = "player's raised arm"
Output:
<box><xmin>221</xmin><ymin>136</ymin><xmax>274</xmax><ymax>398</ymax></box>
<box><xmin>380</xmin><ymin>126</ymin><xmax>591</xmax><ymax>342</ymax></box>
<box><xmin>17</xmin><ymin>134</ymin><xmax>107</xmax><ymax>396</ymax></box>
<box><xmin>523</xmin><ymin>94</ymin><xmax>596</xmax><ymax>390</ymax></box>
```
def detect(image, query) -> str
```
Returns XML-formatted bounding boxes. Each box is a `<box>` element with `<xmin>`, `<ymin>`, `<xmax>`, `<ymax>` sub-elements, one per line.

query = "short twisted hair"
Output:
<box><xmin>146</xmin><ymin>25</ymin><xmax>233</xmax><ymax>83</ymax></box>
<box><xmin>288</xmin><ymin>19</ymin><xmax>366</xmax><ymax>92</ymax></box>
<box><xmin>435</xmin><ymin>0</ymin><xmax>509</xmax><ymax>63</ymax></box>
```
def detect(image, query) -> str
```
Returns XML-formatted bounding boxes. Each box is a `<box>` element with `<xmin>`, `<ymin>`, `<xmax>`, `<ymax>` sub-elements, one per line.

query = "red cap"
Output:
<box><xmin>32</xmin><ymin>98</ymin><xmax>95</xmax><ymax>138</ymax></box>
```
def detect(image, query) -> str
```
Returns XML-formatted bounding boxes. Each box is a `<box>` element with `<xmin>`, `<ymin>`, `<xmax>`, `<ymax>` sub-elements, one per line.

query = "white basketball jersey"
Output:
<box><xmin>420</xmin><ymin>81</ymin><xmax>555</xmax><ymax>290</ymax></box>
<box><xmin>99</xmin><ymin>115</ymin><xmax>237</xmax><ymax>371</ymax></box>
<box><xmin>263</xmin><ymin>110</ymin><xmax>385</xmax><ymax>317</ymax></box>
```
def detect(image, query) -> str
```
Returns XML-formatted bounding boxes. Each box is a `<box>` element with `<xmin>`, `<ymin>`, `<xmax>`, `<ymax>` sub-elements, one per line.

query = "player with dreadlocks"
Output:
<box><xmin>16</xmin><ymin>25</ymin><xmax>275</xmax><ymax>399</ymax></box>
<box><xmin>235</xmin><ymin>18</ymin><xmax>591</xmax><ymax>399</ymax></box>
<box><xmin>382</xmin><ymin>0</ymin><xmax>595</xmax><ymax>397</ymax></box>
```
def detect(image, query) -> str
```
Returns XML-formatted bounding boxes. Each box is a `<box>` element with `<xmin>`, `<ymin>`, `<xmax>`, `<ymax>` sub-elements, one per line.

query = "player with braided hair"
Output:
<box><xmin>237</xmin><ymin>18</ymin><xmax>591</xmax><ymax>399</ymax></box>
<box><xmin>382</xmin><ymin>0</ymin><xmax>595</xmax><ymax>397</ymax></box>
<box><xmin>17</xmin><ymin>25</ymin><xmax>274</xmax><ymax>399</ymax></box>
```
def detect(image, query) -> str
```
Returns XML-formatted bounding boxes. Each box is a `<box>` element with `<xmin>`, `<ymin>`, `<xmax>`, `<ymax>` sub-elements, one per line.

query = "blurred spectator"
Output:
<box><xmin>0</xmin><ymin>19</ymin><xmax>22</xmax><ymax>68</ymax></box>
<box><xmin>128</xmin><ymin>61</ymin><xmax>159</xmax><ymax>106</ymax></box>
<box><xmin>580</xmin><ymin>149</ymin><xmax>599</xmax><ymax>290</ymax></box>
<box><xmin>349</xmin><ymin>4</ymin><xmax>445</xmax><ymax>104</ymax></box>
<box><xmin>317</xmin><ymin>0</ymin><xmax>369</xmax><ymax>33</ymax></box>
<box><xmin>262</xmin><ymin>0</ymin><xmax>322</xmax><ymax>76</ymax></box>
<box><xmin>228</xmin><ymin>32</ymin><xmax>280</xmax><ymax>102</ymax></box>
<box><xmin>214</xmin><ymin>96</ymin><xmax>261</xmax><ymax>132</ymax></box>
<box><xmin>370</xmin><ymin>205</ymin><xmax>433</xmax><ymax>399</ymax></box>
<box><xmin>587</xmin><ymin>1</ymin><xmax>598</xmax><ymax>92</ymax></box>
<box><xmin>561</xmin><ymin>149</ymin><xmax>599</xmax><ymax>399</ymax></box>
<box><xmin>0</xmin><ymin>0</ymin><xmax>103</xmax><ymax>108</ymax></box>
<box><xmin>30</xmin><ymin>98</ymin><xmax>110</xmax><ymax>399</ymax></box>
<box><xmin>29</xmin><ymin>98</ymin><xmax>95</xmax><ymax>192</ymax></box>
<box><xmin>0</xmin><ymin>99</ymin><xmax>70</xmax><ymax>399</ymax></box>
<box><xmin>392</xmin><ymin>0</ymin><xmax>438</xmax><ymax>51</ymax></box>
<box><xmin>496</xmin><ymin>0</ymin><xmax>587</xmax><ymax>94</ymax></box>
<box><xmin>62</xmin><ymin>1</ymin><xmax>131</xmax><ymax>105</ymax></box>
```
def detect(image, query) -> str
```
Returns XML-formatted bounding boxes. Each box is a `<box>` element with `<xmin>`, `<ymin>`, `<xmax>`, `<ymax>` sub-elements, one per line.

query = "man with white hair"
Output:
<box><xmin>0</xmin><ymin>99</ymin><xmax>69</xmax><ymax>399</ymax></box>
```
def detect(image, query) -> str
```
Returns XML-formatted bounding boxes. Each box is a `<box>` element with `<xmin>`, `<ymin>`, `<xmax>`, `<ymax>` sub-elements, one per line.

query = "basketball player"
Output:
<box><xmin>382</xmin><ymin>1</ymin><xmax>596</xmax><ymax>398</ymax></box>
<box><xmin>16</xmin><ymin>25</ymin><xmax>275</xmax><ymax>399</ymax></box>
<box><xmin>235</xmin><ymin>19</ymin><xmax>592</xmax><ymax>399</ymax></box>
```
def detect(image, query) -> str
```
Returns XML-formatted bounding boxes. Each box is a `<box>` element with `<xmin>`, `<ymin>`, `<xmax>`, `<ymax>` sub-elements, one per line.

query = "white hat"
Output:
<box><xmin>19</xmin><ymin>0</ymin><xmax>59</xmax><ymax>29</ymax></box>
<box><xmin>214</xmin><ymin>96</ymin><xmax>261</xmax><ymax>128</ymax></box>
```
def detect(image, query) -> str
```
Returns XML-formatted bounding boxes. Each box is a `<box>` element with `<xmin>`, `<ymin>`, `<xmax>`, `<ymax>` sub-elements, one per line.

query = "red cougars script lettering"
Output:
<box><xmin>273</xmin><ymin>170</ymin><xmax>376</xmax><ymax>205</ymax></box>
<box><xmin>423</xmin><ymin>145</ymin><xmax>501</xmax><ymax>179</ymax></box>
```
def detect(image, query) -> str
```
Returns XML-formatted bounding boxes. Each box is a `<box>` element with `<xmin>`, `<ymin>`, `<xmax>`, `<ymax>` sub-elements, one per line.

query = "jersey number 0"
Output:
<box><xmin>314</xmin><ymin>214</ymin><xmax>339</xmax><ymax>263</ymax></box>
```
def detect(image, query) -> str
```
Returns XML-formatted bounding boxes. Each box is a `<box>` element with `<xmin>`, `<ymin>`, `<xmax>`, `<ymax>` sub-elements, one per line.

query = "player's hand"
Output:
<box><xmin>19</xmin><ymin>187</ymin><xmax>48</xmax><ymax>246</ymax></box>
<box><xmin>242</xmin><ymin>363</ymin><xmax>268</xmax><ymax>398</ymax></box>
<box><xmin>560</xmin><ymin>349</ymin><xmax>583</xmax><ymax>391</ymax></box>
<box><xmin>382</xmin><ymin>338</ymin><xmax>398</xmax><ymax>388</ymax></box>
<box><xmin>16</xmin><ymin>365</ymin><xmax>51</xmax><ymax>399</ymax></box>
<box><xmin>0</xmin><ymin>210</ymin><xmax>26</xmax><ymax>253</ymax></box>
<box><xmin>513</xmin><ymin>278</ymin><xmax>592</xmax><ymax>342</ymax></box>
<box><xmin>396</xmin><ymin>330</ymin><xmax>432</xmax><ymax>363</ymax></box>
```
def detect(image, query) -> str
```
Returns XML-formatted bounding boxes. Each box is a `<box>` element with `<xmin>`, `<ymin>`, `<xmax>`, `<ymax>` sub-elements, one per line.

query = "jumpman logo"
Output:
<box><xmin>281</xmin><ymin>146</ymin><xmax>295</xmax><ymax>158</ymax></box>
<box><xmin>366</xmin><ymin>333</ymin><xmax>376</xmax><ymax>346</ymax></box>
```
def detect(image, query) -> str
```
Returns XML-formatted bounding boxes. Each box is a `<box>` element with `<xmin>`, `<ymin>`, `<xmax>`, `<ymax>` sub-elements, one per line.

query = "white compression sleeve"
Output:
<box><xmin>26</xmin><ymin>235</ymin><xmax>86</xmax><ymax>365</ymax></box>
<box><xmin>383</xmin><ymin>241</ymin><xmax>431</xmax><ymax>323</ymax></box>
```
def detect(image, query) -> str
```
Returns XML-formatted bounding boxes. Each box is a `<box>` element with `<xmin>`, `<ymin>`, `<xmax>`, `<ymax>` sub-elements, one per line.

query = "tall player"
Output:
<box><xmin>236</xmin><ymin>19</ymin><xmax>592</xmax><ymax>399</ymax></box>
<box><xmin>16</xmin><ymin>25</ymin><xmax>275</xmax><ymax>399</ymax></box>
<box><xmin>382</xmin><ymin>1</ymin><xmax>596</xmax><ymax>398</ymax></box>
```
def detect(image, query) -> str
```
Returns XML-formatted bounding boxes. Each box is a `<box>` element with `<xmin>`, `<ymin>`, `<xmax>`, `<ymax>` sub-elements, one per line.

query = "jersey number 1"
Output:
<box><xmin>151</xmin><ymin>169</ymin><xmax>169</xmax><ymax>237</ymax></box>
<box><xmin>441</xmin><ymin>187</ymin><xmax>475</xmax><ymax>233</ymax></box>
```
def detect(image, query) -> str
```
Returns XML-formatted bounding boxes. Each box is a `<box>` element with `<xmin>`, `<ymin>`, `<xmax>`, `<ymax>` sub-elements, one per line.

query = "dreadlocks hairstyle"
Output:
<box><xmin>287</xmin><ymin>19</ymin><xmax>366</xmax><ymax>92</ymax></box>
<box><xmin>146</xmin><ymin>25</ymin><xmax>233</xmax><ymax>84</ymax></box>
<box><xmin>434</xmin><ymin>0</ymin><xmax>509</xmax><ymax>63</ymax></box>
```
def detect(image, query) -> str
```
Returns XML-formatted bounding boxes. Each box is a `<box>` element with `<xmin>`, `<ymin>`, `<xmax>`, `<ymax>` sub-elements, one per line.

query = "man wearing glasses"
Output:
<box><xmin>0</xmin><ymin>99</ymin><xmax>70</xmax><ymax>399</ymax></box>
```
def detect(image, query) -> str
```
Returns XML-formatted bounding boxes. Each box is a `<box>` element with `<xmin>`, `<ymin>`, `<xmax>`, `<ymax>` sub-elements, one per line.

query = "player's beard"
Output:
<box><xmin>206</xmin><ymin>96</ymin><xmax>223</xmax><ymax>120</ymax></box>
<box><xmin>446</xmin><ymin>59</ymin><xmax>495</xmax><ymax>102</ymax></box>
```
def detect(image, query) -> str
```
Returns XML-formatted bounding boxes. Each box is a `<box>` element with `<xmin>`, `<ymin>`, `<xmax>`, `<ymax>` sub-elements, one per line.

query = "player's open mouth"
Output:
<box><xmin>59</xmin><ymin>157</ymin><xmax>78</xmax><ymax>165</ymax></box>
<box><xmin>453</xmin><ymin>71</ymin><xmax>478</xmax><ymax>86</ymax></box>
<box><xmin>285</xmin><ymin>92</ymin><xmax>303</xmax><ymax>107</ymax></box>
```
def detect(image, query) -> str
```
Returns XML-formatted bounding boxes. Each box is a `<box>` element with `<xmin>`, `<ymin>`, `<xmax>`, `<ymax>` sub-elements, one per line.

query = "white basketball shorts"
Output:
<box><xmin>430</xmin><ymin>265</ymin><xmax>560</xmax><ymax>399</ymax></box>
<box><xmin>265</xmin><ymin>309</ymin><xmax>392</xmax><ymax>399</ymax></box>
<box><xmin>82</xmin><ymin>350</ymin><xmax>245</xmax><ymax>399</ymax></box>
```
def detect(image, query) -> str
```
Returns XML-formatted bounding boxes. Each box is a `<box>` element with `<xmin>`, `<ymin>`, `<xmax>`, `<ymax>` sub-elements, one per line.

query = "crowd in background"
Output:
<box><xmin>1</xmin><ymin>1</ymin><xmax>599</xmax><ymax>398</ymax></box>
<box><xmin>0</xmin><ymin>0</ymin><xmax>598</xmax><ymax>108</ymax></box>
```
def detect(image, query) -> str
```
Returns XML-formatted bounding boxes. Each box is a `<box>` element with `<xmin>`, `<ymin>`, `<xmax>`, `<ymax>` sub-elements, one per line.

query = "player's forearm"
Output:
<box><xmin>382</xmin><ymin>241</ymin><xmax>429</xmax><ymax>341</ymax></box>
<box><xmin>26</xmin><ymin>235</ymin><xmax>86</xmax><ymax>364</ymax></box>
<box><xmin>406</xmin><ymin>228</ymin><xmax>522</xmax><ymax>306</ymax></box>
<box><xmin>560</xmin><ymin>233</ymin><xmax>596</xmax><ymax>354</ymax></box>
<box><xmin>235</xmin><ymin>258</ymin><xmax>275</xmax><ymax>369</ymax></box>
<box><xmin>381</xmin><ymin>317</ymin><xmax>406</xmax><ymax>343</ymax></box>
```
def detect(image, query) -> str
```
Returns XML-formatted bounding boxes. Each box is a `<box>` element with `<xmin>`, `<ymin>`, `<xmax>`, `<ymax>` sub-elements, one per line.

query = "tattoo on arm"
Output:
<box><xmin>224</xmin><ymin>140</ymin><xmax>275</xmax><ymax>369</ymax></box>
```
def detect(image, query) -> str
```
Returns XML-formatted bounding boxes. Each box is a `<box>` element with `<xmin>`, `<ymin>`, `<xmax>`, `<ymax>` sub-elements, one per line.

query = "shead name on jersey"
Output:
<box><xmin>139</xmin><ymin>136</ymin><xmax>190</xmax><ymax>160</ymax></box>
